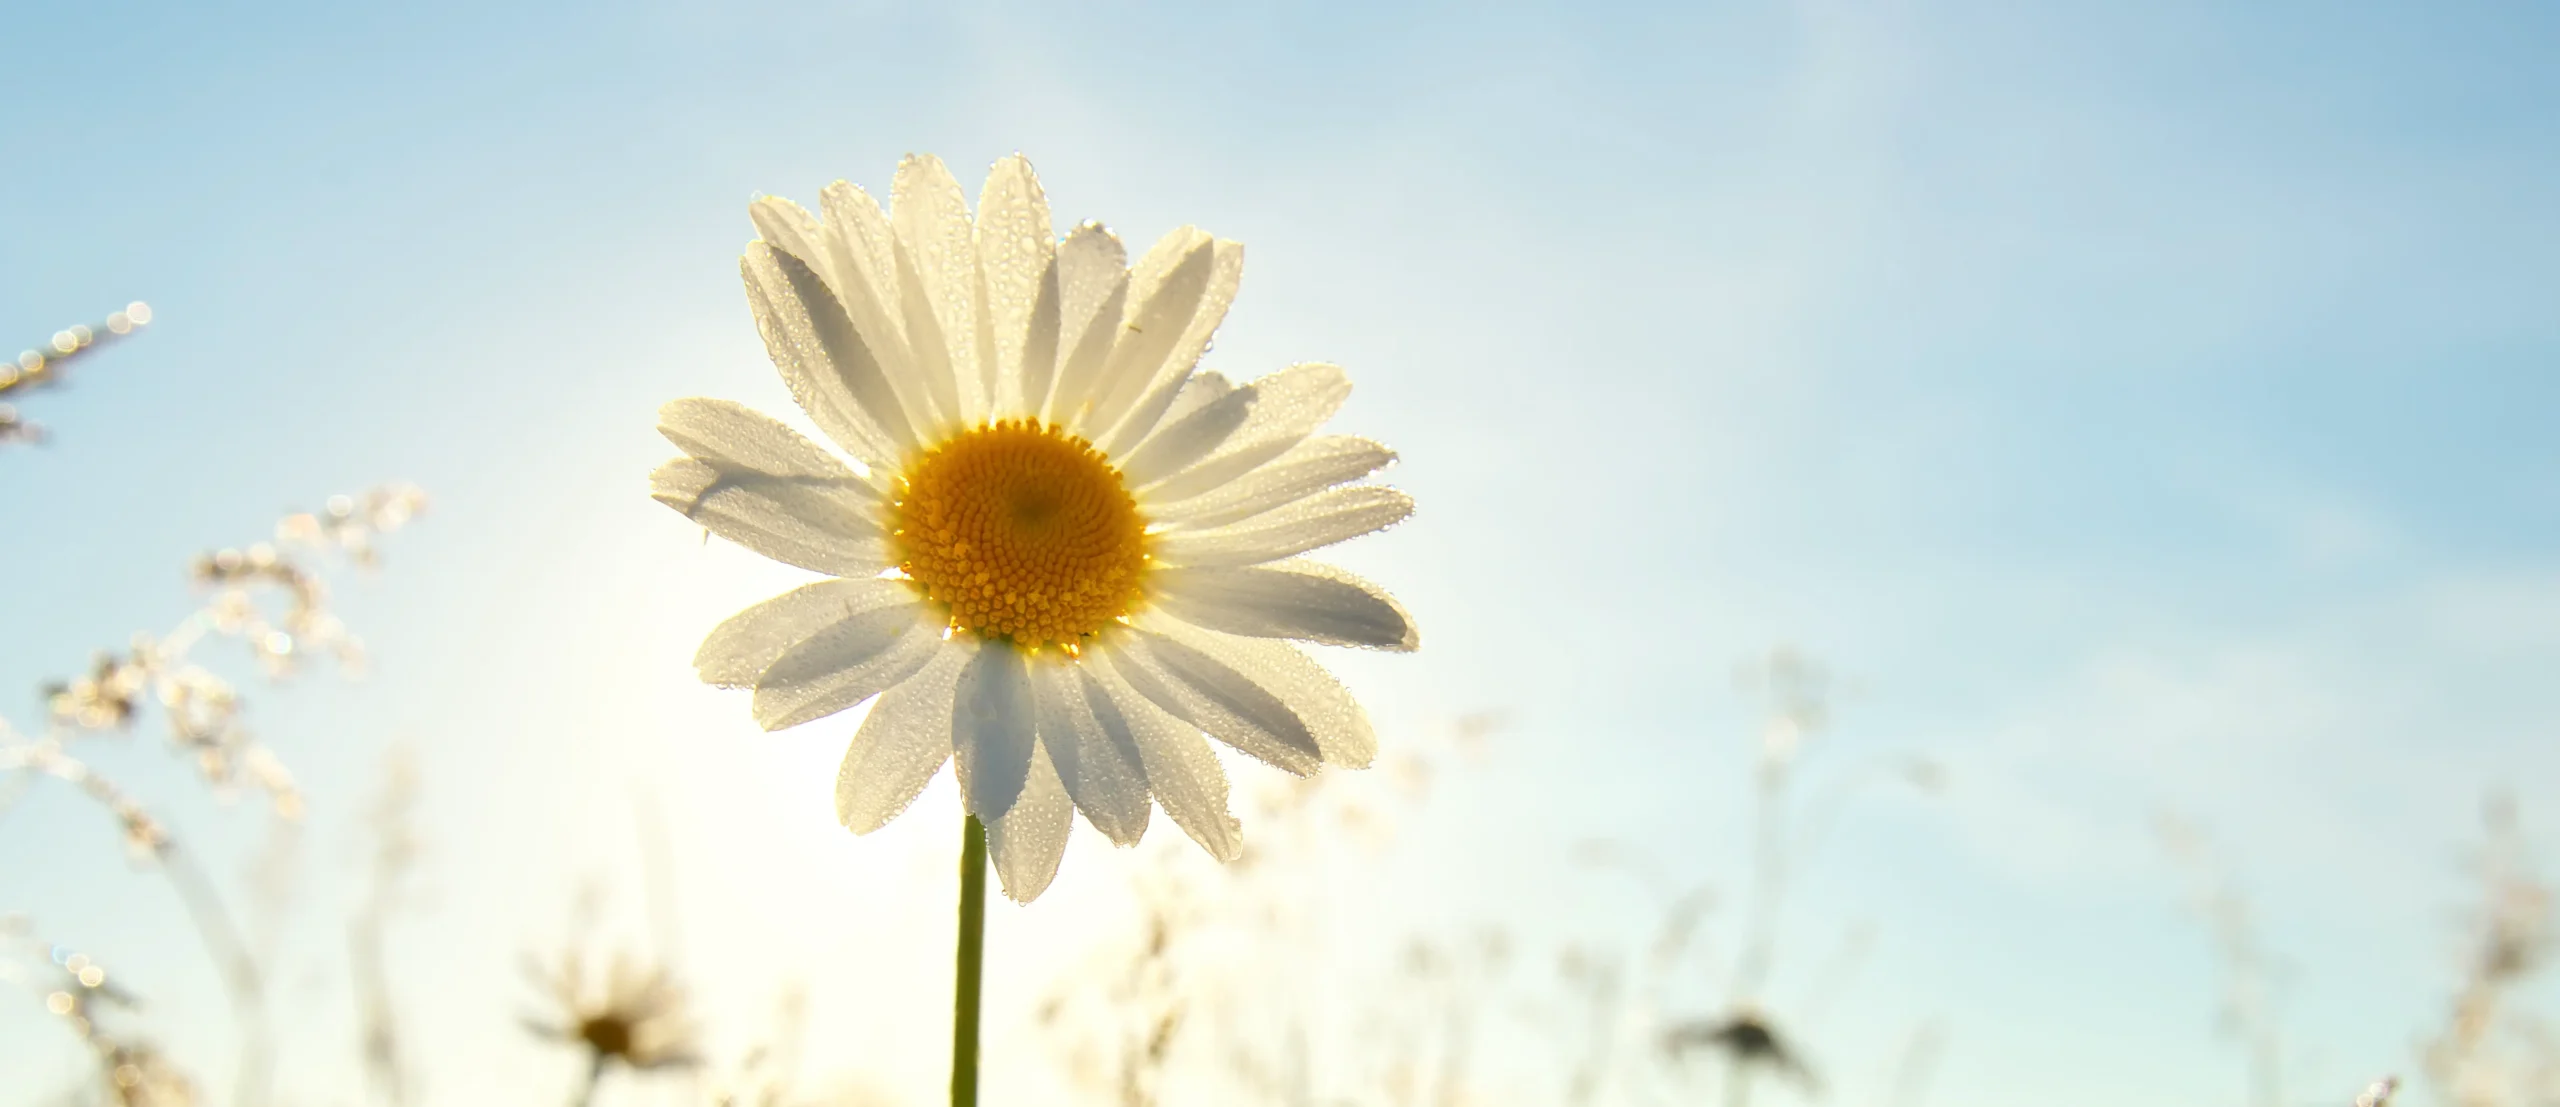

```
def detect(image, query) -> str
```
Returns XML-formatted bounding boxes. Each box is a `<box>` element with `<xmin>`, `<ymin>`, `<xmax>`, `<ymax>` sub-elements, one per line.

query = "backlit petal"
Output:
<box><xmin>1151</xmin><ymin>561</ymin><xmax>1417</xmax><ymax>651</ymax></box>
<box><xmin>892</xmin><ymin>154</ymin><xmax>986</xmax><ymax>426</ymax></box>
<box><xmin>693</xmin><ymin>578</ymin><xmax>919</xmax><ymax>687</ymax></box>
<box><xmin>1142</xmin><ymin>618</ymin><xmax>1379</xmax><ymax>767</ymax></box>
<box><xmin>952</xmin><ymin>641</ymin><xmax>1038</xmax><ymax>822</ymax></box>
<box><xmin>1153</xmin><ymin>485</ymin><xmax>1413</xmax><ymax>569</ymax></box>
<box><xmin>658</xmin><ymin>397</ymin><xmax>884</xmax><ymax>493</ymax></box>
<box><xmin>1114</xmin><ymin>379</ymin><xmax>1257</xmax><ymax>489</ymax></box>
<box><xmin>1033</xmin><ymin>662</ymin><xmax>1151</xmax><ymax>845</ymax></box>
<box><xmin>986</xmin><ymin>740</ymin><xmax>1073</xmax><ymax>902</ymax></box>
<box><xmin>818</xmin><ymin>181</ymin><xmax>937</xmax><ymax>436</ymax></box>
<box><xmin>1102</xmin><ymin>630</ymin><xmax>1322</xmax><ymax>775</ymax></box>
<box><xmin>650</xmin><ymin>457</ymin><xmax>884</xmax><ymax>576</ymax></box>
<box><xmin>1040</xmin><ymin>223</ymin><xmax>1131</xmax><ymax>427</ymax></box>
<box><xmin>975</xmin><ymin>155</ymin><xmax>1056</xmax><ymax>416</ymax></box>
<box><xmin>1071</xmin><ymin>228</ymin><xmax>1214</xmax><ymax>441</ymax></box>
<box><xmin>1148</xmin><ymin>435</ymin><xmax>1395</xmax><ymax>529</ymax></box>
<box><xmin>1141</xmin><ymin>363</ymin><xmax>1352</xmax><ymax>503</ymax></box>
<box><xmin>740</xmin><ymin>246</ymin><xmax>907</xmax><ymax>464</ymax></box>
<box><xmin>1096</xmin><ymin>239</ymin><xmax>1243</xmax><ymax>458</ymax></box>
<box><xmin>1083</xmin><ymin>658</ymin><xmax>1242</xmax><ymax>860</ymax></box>
<box><xmin>835</xmin><ymin>643</ymin><xmax>968</xmax><ymax>834</ymax></box>
<box><xmin>750</xmin><ymin>604</ymin><xmax>942</xmax><ymax>730</ymax></box>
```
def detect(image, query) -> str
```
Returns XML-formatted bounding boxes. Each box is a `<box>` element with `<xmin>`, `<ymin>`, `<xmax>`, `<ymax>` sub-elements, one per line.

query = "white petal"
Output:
<box><xmin>1151</xmin><ymin>561</ymin><xmax>1418</xmax><ymax>651</ymax></box>
<box><xmin>1017</xmin><ymin>253</ymin><xmax>1065</xmax><ymax>421</ymax></box>
<box><xmin>1142</xmin><ymin>370</ymin><xmax>1236</xmax><ymax>440</ymax></box>
<box><xmin>1082</xmin><ymin>659</ymin><xmax>1241</xmax><ymax>860</ymax></box>
<box><xmin>749</xmin><ymin>195</ymin><xmax>837</xmax><ymax>289</ymax></box>
<box><xmin>1113</xmin><ymin>379</ymin><xmax>1256</xmax><ymax>489</ymax></box>
<box><xmin>819</xmin><ymin>181</ymin><xmax>904</xmax><ymax>338</ymax></box>
<box><xmin>951</xmin><ymin>641</ymin><xmax>1037</xmax><ymax>822</ymax></box>
<box><xmin>1040</xmin><ymin>223</ymin><xmax>1130</xmax><ymax>427</ymax></box>
<box><xmin>1142</xmin><ymin>618</ymin><xmax>1379</xmax><ymax>767</ymax></box>
<box><xmin>1096</xmin><ymin>238</ymin><xmax>1244</xmax><ymax>458</ymax></box>
<box><xmin>892</xmin><ymin>239</ymin><xmax>967</xmax><ymax>437</ymax></box>
<box><xmin>1101</xmin><ymin>630</ymin><xmax>1322</xmax><ymax>775</ymax></box>
<box><xmin>893</xmin><ymin>154</ymin><xmax>986</xmax><ymax>427</ymax></box>
<box><xmin>651</xmin><ymin>457</ymin><xmax>885</xmax><ymax>576</ymax></box>
<box><xmin>1149</xmin><ymin>436</ymin><xmax>1396</xmax><ymax>530</ymax></box>
<box><xmin>1032</xmin><ymin>662</ymin><xmax>1151</xmax><ymax>846</ymax></box>
<box><xmin>694</xmin><ymin>578</ymin><xmax>920</xmax><ymax>687</ymax></box>
<box><xmin>1142</xmin><ymin>437</ymin><xmax>1292</xmax><ymax>508</ymax></box>
<box><xmin>751</xmin><ymin>604</ymin><xmax>942</xmax><ymax>730</ymax></box>
<box><xmin>1071</xmin><ymin>228</ymin><xmax>1215</xmax><ymax>441</ymax></box>
<box><xmin>1141</xmin><ymin>363</ymin><xmax>1353</xmax><ymax>503</ymax></box>
<box><xmin>740</xmin><ymin>246</ymin><xmax>910</xmax><ymax>463</ymax></box>
<box><xmin>986</xmin><ymin>739</ymin><xmax>1073</xmax><ymax>902</ymax></box>
<box><xmin>975</xmin><ymin>155</ymin><xmax>1056</xmax><ymax>416</ymax></box>
<box><xmin>818</xmin><ymin>181</ymin><xmax>939</xmax><ymax>434</ymax></box>
<box><xmin>1153</xmin><ymin>485</ymin><xmax>1413</xmax><ymax>569</ymax></box>
<box><xmin>658</xmin><ymin>398</ymin><xmax>882</xmax><ymax>490</ymax></box>
<box><xmin>835</xmin><ymin>643</ymin><xmax>968</xmax><ymax>834</ymax></box>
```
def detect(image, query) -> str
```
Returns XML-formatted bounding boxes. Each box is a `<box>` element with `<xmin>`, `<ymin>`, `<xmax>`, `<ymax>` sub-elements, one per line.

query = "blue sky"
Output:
<box><xmin>6</xmin><ymin>1</ymin><xmax>2560</xmax><ymax>1104</ymax></box>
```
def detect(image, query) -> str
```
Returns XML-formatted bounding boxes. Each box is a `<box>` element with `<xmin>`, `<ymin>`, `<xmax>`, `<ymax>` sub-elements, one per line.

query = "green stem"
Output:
<box><xmin>571</xmin><ymin>1050</ymin><xmax>605</xmax><ymax>1107</ymax></box>
<box><xmin>952</xmin><ymin>814</ymin><xmax>989</xmax><ymax>1107</ymax></box>
<box><xmin>1723</xmin><ymin>1066</ymin><xmax>1754</xmax><ymax>1107</ymax></box>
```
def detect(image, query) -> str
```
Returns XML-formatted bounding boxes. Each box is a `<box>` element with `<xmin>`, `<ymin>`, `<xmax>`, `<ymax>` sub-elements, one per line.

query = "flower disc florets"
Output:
<box><xmin>890</xmin><ymin>418</ymin><xmax>1149</xmax><ymax>649</ymax></box>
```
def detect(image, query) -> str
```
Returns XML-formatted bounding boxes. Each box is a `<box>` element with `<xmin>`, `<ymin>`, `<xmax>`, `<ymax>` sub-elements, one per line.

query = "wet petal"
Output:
<box><xmin>1148</xmin><ymin>436</ymin><xmax>1396</xmax><ymax>529</ymax></box>
<box><xmin>1097</xmin><ymin>239</ymin><xmax>1243</xmax><ymax>458</ymax></box>
<box><xmin>658</xmin><ymin>398</ymin><xmax>885</xmax><ymax>494</ymax></box>
<box><xmin>1071</xmin><ymin>228</ymin><xmax>1215</xmax><ymax>441</ymax></box>
<box><xmin>741</xmin><ymin>247</ymin><xmax>908</xmax><ymax>464</ymax></box>
<box><xmin>751</xmin><ymin>604</ymin><xmax>942</xmax><ymax>730</ymax></box>
<box><xmin>1033</xmin><ymin>662</ymin><xmax>1151</xmax><ymax>846</ymax></box>
<box><xmin>986</xmin><ymin>739</ymin><xmax>1073</xmax><ymax>902</ymax></box>
<box><xmin>694</xmin><ymin>578</ymin><xmax>919</xmax><ymax>687</ymax></box>
<box><xmin>1040</xmin><ymin>223</ymin><xmax>1131</xmax><ymax>427</ymax></box>
<box><xmin>1016</xmin><ymin>253</ymin><xmax>1066</xmax><ymax>421</ymax></box>
<box><xmin>1150</xmin><ymin>561</ymin><xmax>1417</xmax><ymax>651</ymax></box>
<box><xmin>893</xmin><ymin>154</ymin><xmax>986</xmax><ymax>426</ymax></box>
<box><xmin>1083</xmin><ymin>658</ymin><xmax>1241</xmax><ymax>860</ymax></box>
<box><xmin>818</xmin><ymin>181</ymin><xmax>939</xmax><ymax>434</ymax></box>
<box><xmin>835</xmin><ymin>643</ymin><xmax>968</xmax><ymax>834</ymax></box>
<box><xmin>975</xmin><ymin>155</ymin><xmax>1056</xmax><ymax>415</ymax></box>
<box><xmin>1141</xmin><ymin>370</ymin><xmax>1236</xmax><ymax>442</ymax></box>
<box><xmin>1153</xmin><ymin>485</ymin><xmax>1413</xmax><ymax>569</ymax></box>
<box><xmin>1141</xmin><ymin>363</ymin><xmax>1352</xmax><ymax>503</ymax></box>
<box><xmin>1103</xmin><ymin>630</ymin><xmax>1322</xmax><ymax>775</ymax></box>
<box><xmin>892</xmin><ymin>239</ymin><xmax>968</xmax><ymax>436</ymax></box>
<box><xmin>1142</xmin><ymin>618</ymin><xmax>1378</xmax><ymax>767</ymax></box>
<box><xmin>819</xmin><ymin>181</ymin><xmax>904</xmax><ymax>335</ymax></box>
<box><xmin>749</xmin><ymin>195</ymin><xmax>834</xmax><ymax>284</ymax></box>
<box><xmin>650</xmin><ymin>457</ymin><xmax>885</xmax><ymax>576</ymax></box>
<box><xmin>1114</xmin><ymin>379</ymin><xmax>1256</xmax><ymax>489</ymax></box>
<box><xmin>952</xmin><ymin>641</ymin><xmax>1038</xmax><ymax>822</ymax></box>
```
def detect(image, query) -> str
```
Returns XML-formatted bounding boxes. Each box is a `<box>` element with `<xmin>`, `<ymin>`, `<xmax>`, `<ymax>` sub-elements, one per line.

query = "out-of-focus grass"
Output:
<box><xmin>3</xmin><ymin>303</ymin><xmax>151</xmax><ymax>446</ymax></box>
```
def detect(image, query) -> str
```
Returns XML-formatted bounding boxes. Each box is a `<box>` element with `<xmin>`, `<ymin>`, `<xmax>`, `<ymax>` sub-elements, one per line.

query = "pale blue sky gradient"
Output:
<box><xmin>6</xmin><ymin>2</ymin><xmax>2560</xmax><ymax>1104</ymax></box>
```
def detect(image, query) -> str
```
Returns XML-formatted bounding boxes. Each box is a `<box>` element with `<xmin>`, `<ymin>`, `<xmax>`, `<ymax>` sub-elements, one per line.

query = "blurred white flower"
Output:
<box><xmin>2357</xmin><ymin>1075</ymin><xmax>2400</xmax><ymax>1107</ymax></box>
<box><xmin>523</xmin><ymin>950</ymin><xmax>700</xmax><ymax>1073</ymax></box>
<box><xmin>655</xmin><ymin>153</ymin><xmax>1416</xmax><ymax>901</ymax></box>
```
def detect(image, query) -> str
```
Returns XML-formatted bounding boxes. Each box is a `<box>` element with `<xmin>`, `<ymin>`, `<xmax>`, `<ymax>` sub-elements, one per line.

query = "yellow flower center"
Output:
<box><xmin>579</xmin><ymin>1014</ymin><xmax>636</xmax><ymax>1060</ymax></box>
<box><xmin>889</xmin><ymin>419</ymin><xmax>1150</xmax><ymax>650</ymax></box>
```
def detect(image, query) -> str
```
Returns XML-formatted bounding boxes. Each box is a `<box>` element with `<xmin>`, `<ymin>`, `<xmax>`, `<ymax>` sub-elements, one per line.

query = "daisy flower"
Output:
<box><xmin>522</xmin><ymin>949</ymin><xmax>701</xmax><ymax>1074</ymax></box>
<box><xmin>654</xmin><ymin>153</ymin><xmax>1416</xmax><ymax>902</ymax></box>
